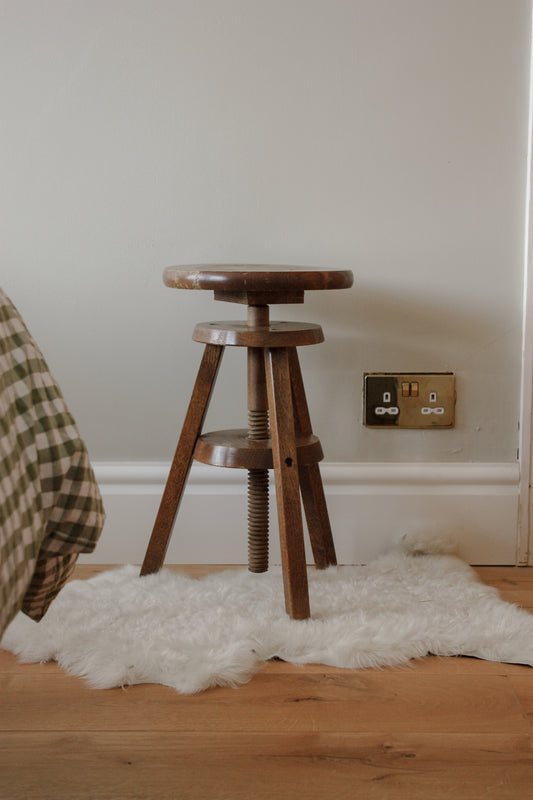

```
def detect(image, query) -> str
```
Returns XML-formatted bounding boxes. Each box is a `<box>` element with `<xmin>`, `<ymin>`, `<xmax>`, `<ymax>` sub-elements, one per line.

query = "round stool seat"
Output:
<box><xmin>164</xmin><ymin>264</ymin><xmax>354</xmax><ymax>305</ymax></box>
<box><xmin>193</xmin><ymin>321</ymin><xmax>324</xmax><ymax>347</ymax></box>
<box><xmin>194</xmin><ymin>429</ymin><xmax>324</xmax><ymax>469</ymax></box>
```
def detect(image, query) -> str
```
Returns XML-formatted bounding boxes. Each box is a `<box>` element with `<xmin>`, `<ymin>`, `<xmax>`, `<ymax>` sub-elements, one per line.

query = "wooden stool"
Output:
<box><xmin>140</xmin><ymin>265</ymin><xmax>353</xmax><ymax>619</ymax></box>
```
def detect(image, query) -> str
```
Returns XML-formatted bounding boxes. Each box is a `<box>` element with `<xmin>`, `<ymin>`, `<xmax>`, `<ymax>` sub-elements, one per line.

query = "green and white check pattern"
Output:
<box><xmin>0</xmin><ymin>289</ymin><xmax>104</xmax><ymax>636</ymax></box>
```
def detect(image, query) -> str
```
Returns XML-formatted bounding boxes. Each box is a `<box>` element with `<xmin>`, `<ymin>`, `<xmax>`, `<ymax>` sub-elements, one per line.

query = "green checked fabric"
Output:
<box><xmin>0</xmin><ymin>288</ymin><xmax>105</xmax><ymax>636</ymax></box>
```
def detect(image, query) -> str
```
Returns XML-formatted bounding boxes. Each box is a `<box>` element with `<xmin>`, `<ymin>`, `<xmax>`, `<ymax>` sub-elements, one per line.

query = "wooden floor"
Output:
<box><xmin>2</xmin><ymin>565</ymin><xmax>533</xmax><ymax>799</ymax></box>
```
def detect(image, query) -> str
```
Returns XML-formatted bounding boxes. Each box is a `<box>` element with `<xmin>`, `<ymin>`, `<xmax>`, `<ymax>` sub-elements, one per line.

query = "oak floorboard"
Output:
<box><xmin>509</xmin><ymin>675</ymin><xmax>533</xmax><ymax>719</ymax></box>
<box><xmin>1</xmin><ymin>731</ymin><xmax>533</xmax><ymax>800</ymax></box>
<box><xmin>0</xmin><ymin>670</ymin><xmax>529</xmax><ymax>735</ymax></box>
<box><xmin>69</xmin><ymin>564</ymin><xmax>236</xmax><ymax>581</ymax></box>
<box><xmin>473</xmin><ymin>566</ymin><xmax>533</xmax><ymax>585</ymax></box>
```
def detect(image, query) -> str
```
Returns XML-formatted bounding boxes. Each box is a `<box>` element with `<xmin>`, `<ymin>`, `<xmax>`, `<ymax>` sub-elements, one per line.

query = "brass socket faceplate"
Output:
<box><xmin>364</xmin><ymin>373</ymin><xmax>456</xmax><ymax>428</ymax></box>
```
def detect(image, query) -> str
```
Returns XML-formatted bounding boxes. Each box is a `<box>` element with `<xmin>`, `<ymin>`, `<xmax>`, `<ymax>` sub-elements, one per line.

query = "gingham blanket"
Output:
<box><xmin>0</xmin><ymin>289</ymin><xmax>105</xmax><ymax>636</ymax></box>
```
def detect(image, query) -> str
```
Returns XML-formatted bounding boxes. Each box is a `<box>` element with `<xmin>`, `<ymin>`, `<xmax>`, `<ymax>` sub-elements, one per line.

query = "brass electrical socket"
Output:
<box><xmin>364</xmin><ymin>373</ymin><xmax>455</xmax><ymax>428</ymax></box>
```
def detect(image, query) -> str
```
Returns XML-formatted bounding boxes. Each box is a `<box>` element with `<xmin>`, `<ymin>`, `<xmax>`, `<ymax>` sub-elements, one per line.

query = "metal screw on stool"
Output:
<box><xmin>246</xmin><ymin>304</ymin><xmax>270</xmax><ymax>573</ymax></box>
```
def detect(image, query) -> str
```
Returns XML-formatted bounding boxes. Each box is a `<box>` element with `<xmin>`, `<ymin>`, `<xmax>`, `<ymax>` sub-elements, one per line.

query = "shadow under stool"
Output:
<box><xmin>140</xmin><ymin>265</ymin><xmax>354</xmax><ymax>619</ymax></box>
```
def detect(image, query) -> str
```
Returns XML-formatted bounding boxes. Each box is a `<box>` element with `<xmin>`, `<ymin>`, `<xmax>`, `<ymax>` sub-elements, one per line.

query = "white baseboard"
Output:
<box><xmin>80</xmin><ymin>462</ymin><xmax>521</xmax><ymax>566</ymax></box>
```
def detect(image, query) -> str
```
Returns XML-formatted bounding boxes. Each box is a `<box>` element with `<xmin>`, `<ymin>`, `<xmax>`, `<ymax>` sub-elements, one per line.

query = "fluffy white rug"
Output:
<box><xmin>3</xmin><ymin>535</ymin><xmax>533</xmax><ymax>694</ymax></box>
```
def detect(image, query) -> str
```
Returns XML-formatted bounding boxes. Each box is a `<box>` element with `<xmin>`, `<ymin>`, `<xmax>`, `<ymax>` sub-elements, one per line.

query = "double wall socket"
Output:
<box><xmin>364</xmin><ymin>373</ymin><xmax>455</xmax><ymax>428</ymax></box>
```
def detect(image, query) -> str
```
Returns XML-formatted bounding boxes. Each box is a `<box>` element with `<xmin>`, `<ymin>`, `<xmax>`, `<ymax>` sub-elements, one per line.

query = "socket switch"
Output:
<box><xmin>364</xmin><ymin>373</ymin><xmax>455</xmax><ymax>428</ymax></box>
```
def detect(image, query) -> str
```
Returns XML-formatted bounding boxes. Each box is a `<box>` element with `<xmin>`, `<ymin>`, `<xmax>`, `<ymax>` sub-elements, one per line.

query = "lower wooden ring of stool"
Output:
<box><xmin>194</xmin><ymin>429</ymin><xmax>324</xmax><ymax>470</ymax></box>
<box><xmin>193</xmin><ymin>321</ymin><xmax>324</xmax><ymax>347</ymax></box>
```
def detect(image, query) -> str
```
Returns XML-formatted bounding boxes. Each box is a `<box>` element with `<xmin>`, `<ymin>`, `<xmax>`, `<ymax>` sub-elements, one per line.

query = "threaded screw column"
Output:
<box><xmin>246</xmin><ymin>304</ymin><xmax>270</xmax><ymax>573</ymax></box>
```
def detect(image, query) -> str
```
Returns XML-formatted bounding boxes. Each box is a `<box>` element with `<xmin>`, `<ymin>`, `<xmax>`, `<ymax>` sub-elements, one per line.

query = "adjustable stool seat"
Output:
<box><xmin>140</xmin><ymin>265</ymin><xmax>353</xmax><ymax>619</ymax></box>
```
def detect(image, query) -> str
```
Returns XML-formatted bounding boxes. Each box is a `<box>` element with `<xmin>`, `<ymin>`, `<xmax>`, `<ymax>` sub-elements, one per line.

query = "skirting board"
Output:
<box><xmin>80</xmin><ymin>462</ymin><xmax>521</xmax><ymax>566</ymax></box>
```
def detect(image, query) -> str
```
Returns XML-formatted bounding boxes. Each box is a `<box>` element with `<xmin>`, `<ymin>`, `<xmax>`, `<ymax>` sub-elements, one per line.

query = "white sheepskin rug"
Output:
<box><xmin>3</xmin><ymin>534</ymin><xmax>533</xmax><ymax>694</ymax></box>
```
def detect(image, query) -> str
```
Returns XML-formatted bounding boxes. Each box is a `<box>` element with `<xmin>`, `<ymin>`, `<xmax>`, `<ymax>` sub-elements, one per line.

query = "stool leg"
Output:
<box><xmin>264</xmin><ymin>346</ymin><xmax>310</xmax><ymax>620</ymax></box>
<box><xmin>287</xmin><ymin>349</ymin><xmax>337</xmax><ymax>569</ymax></box>
<box><xmin>140</xmin><ymin>344</ymin><xmax>224</xmax><ymax>576</ymax></box>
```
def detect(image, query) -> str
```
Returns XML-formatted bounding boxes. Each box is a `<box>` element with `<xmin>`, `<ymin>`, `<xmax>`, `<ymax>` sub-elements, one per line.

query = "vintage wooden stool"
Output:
<box><xmin>140</xmin><ymin>265</ymin><xmax>353</xmax><ymax>619</ymax></box>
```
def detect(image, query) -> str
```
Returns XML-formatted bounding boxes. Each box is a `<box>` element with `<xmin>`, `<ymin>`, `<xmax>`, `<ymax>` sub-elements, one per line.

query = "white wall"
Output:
<box><xmin>1</xmin><ymin>0</ymin><xmax>530</xmax><ymax>468</ymax></box>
